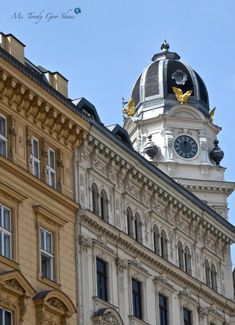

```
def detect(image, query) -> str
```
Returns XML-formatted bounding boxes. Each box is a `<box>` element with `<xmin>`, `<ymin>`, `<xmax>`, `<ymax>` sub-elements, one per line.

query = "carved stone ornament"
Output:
<box><xmin>172</xmin><ymin>69</ymin><xmax>188</xmax><ymax>85</ymax></box>
<box><xmin>115</xmin><ymin>257</ymin><xmax>128</xmax><ymax>272</ymax></box>
<box><xmin>93</xmin><ymin>308</ymin><xmax>124</xmax><ymax>325</ymax></box>
<box><xmin>79</xmin><ymin>235</ymin><xmax>92</xmax><ymax>251</ymax></box>
<box><xmin>5</xmin><ymin>279</ymin><xmax>24</xmax><ymax>293</ymax></box>
<box><xmin>48</xmin><ymin>298</ymin><xmax>68</xmax><ymax>312</ymax></box>
<box><xmin>197</xmin><ymin>306</ymin><xmax>208</xmax><ymax>319</ymax></box>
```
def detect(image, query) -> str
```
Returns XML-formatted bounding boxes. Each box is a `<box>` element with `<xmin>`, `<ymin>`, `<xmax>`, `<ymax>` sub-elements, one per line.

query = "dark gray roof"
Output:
<box><xmin>132</xmin><ymin>48</ymin><xmax>210</xmax><ymax>118</ymax></box>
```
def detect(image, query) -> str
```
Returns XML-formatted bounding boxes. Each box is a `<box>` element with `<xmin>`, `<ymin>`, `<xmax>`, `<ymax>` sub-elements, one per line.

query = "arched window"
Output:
<box><xmin>211</xmin><ymin>263</ymin><xmax>217</xmax><ymax>292</ymax></box>
<box><xmin>127</xmin><ymin>208</ymin><xmax>133</xmax><ymax>237</ymax></box>
<box><xmin>100</xmin><ymin>189</ymin><xmax>108</xmax><ymax>221</ymax></box>
<box><xmin>184</xmin><ymin>246</ymin><xmax>192</xmax><ymax>275</ymax></box>
<box><xmin>91</xmin><ymin>183</ymin><xmax>99</xmax><ymax>215</ymax></box>
<box><xmin>205</xmin><ymin>259</ymin><xmax>211</xmax><ymax>287</ymax></box>
<box><xmin>134</xmin><ymin>213</ymin><xmax>142</xmax><ymax>243</ymax></box>
<box><xmin>160</xmin><ymin>230</ymin><xmax>168</xmax><ymax>260</ymax></box>
<box><xmin>153</xmin><ymin>226</ymin><xmax>160</xmax><ymax>254</ymax></box>
<box><xmin>178</xmin><ymin>241</ymin><xmax>184</xmax><ymax>270</ymax></box>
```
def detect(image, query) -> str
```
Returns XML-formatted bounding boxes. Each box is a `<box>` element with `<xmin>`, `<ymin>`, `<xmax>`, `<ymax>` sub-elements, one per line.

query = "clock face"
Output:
<box><xmin>174</xmin><ymin>135</ymin><xmax>198</xmax><ymax>159</ymax></box>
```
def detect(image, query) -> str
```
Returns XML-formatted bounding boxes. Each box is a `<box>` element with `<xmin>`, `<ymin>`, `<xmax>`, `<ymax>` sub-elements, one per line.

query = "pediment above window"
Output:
<box><xmin>0</xmin><ymin>269</ymin><xmax>35</xmax><ymax>297</ymax></box>
<box><xmin>93</xmin><ymin>308</ymin><xmax>124</xmax><ymax>325</ymax></box>
<box><xmin>33</xmin><ymin>289</ymin><xmax>76</xmax><ymax>323</ymax></box>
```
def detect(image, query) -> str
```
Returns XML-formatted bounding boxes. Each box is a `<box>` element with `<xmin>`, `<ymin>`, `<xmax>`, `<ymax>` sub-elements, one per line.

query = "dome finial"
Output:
<box><xmin>161</xmin><ymin>40</ymin><xmax>170</xmax><ymax>52</ymax></box>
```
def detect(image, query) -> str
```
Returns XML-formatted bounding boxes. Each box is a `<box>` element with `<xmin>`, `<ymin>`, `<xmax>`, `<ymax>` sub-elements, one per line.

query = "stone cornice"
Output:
<box><xmin>0</xmin><ymin>67</ymin><xmax>89</xmax><ymax>148</ymax></box>
<box><xmin>78</xmin><ymin>209</ymin><xmax>235</xmax><ymax>313</ymax></box>
<box><xmin>0</xmin><ymin>46</ymin><xmax>90</xmax><ymax>122</ymax></box>
<box><xmin>181</xmin><ymin>182</ymin><xmax>235</xmax><ymax>196</ymax></box>
<box><xmin>85</xmin><ymin>130</ymin><xmax>235</xmax><ymax>243</ymax></box>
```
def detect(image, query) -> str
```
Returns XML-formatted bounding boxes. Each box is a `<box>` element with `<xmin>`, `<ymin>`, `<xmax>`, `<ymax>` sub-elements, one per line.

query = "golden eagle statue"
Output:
<box><xmin>123</xmin><ymin>98</ymin><xmax>135</xmax><ymax>117</ymax></box>
<box><xmin>172</xmin><ymin>87</ymin><xmax>192</xmax><ymax>104</ymax></box>
<box><xmin>209</xmin><ymin>107</ymin><xmax>216</xmax><ymax>122</ymax></box>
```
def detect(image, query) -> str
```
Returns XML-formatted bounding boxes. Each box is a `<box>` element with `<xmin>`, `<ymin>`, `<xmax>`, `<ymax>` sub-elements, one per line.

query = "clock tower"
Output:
<box><xmin>124</xmin><ymin>41</ymin><xmax>235</xmax><ymax>218</ymax></box>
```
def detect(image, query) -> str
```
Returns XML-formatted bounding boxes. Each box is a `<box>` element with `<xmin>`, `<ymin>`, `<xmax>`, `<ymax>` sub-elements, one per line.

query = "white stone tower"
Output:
<box><xmin>124</xmin><ymin>41</ymin><xmax>235</xmax><ymax>218</ymax></box>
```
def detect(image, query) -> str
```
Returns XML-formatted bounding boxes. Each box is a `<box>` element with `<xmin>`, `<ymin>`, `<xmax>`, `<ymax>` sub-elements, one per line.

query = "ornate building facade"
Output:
<box><xmin>0</xmin><ymin>32</ymin><xmax>234</xmax><ymax>325</ymax></box>
<box><xmin>0</xmin><ymin>33</ymin><xmax>90</xmax><ymax>325</ymax></box>
<box><xmin>75</xmin><ymin>43</ymin><xmax>235</xmax><ymax>325</ymax></box>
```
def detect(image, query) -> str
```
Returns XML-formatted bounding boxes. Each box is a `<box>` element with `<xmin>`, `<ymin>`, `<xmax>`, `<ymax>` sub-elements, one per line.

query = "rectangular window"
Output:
<box><xmin>96</xmin><ymin>258</ymin><xmax>108</xmax><ymax>301</ymax></box>
<box><xmin>31</xmin><ymin>137</ymin><xmax>40</xmax><ymax>178</ymax></box>
<box><xmin>132</xmin><ymin>278</ymin><xmax>142</xmax><ymax>320</ymax></box>
<box><xmin>0</xmin><ymin>205</ymin><xmax>11</xmax><ymax>259</ymax></box>
<box><xmin>0</xmin><ymin>115</ymin><xmax>7</xmax><ymax>157</ymax></box>
<box><xmin>159</xmin><ymin>294</ymin><xmax>168</xmax><ymax>325</ymax></box>
<box><xmin>40</xmin><ymin>228</ymin><xmax>54</xmax><ymax>280</ymax></box>
<box><xmin>183</xmin><ymin>308</ymin><xmax>192</xmax><ymax>325</ymax></box>
<box><xmin>0</xmin><ymin>307</ymin><xmax>12</xmax><ymax>325</ymax></box>
<box><xmin>47</xmin><ymin>148</ymin><xmax>56</xmax><ymax>188</ymax></box>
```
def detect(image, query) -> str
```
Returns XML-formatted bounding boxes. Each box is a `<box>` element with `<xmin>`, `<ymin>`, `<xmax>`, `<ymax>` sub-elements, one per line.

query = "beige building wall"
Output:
<box><xmin>0</xmin><ymin>33</ymin><xmax>90</xmax><ymax>325</ymax></box>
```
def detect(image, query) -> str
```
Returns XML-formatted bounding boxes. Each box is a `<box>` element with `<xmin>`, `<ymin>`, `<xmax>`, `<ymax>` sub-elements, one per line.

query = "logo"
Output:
<box><xmin>74</xmin><ymin>7</ymin><xmax>81</xmax><ymax>14</ymax></box>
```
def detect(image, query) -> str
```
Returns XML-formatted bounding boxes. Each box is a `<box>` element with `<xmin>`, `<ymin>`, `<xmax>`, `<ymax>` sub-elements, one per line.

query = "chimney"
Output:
<box><xmin>44</xmin><ymin>71</ymin><xmax>68</xmax><ymax>97</ymax></box>
<box><xmin>0</xmin><ymin>33</ymin><xmax>25</xmax><ymax>64</ymax></box>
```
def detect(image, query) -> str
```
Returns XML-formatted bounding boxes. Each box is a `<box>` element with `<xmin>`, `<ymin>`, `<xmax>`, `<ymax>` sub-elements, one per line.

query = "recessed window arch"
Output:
<box><xmin>100</xmin><ymin>189</ymin><xmax>109</xmax><ymax>221</ymax></box>
<box><xmin>178</xmin><ymin>241</ymin><xmax>184</xmax><ymax>270</ymax></box>
<box><xmin>211</xmin><ymin>263</ymin><xmax>217</xmax><ymax>292</ymax></box>
<box><xmin>134</xmin><ymin>213</ymin><xmax>142</xmax><ymax>243</ymax></box>
<box><xmin>184</xmin><ymin>246</ymin><xmax>192</xmax><ymax>275</ymax></box>
<box><xmin>205</xmin><ymin>259</ymin><xmax>211</xmax><ymax>287</ymax></box>
<box><xmin>160</xmin><ymin>230</ymin><xmax>168</xmax><ymax>260</ymax></box>
<box><xmin>153</xmin><ymin>225</ymin><xmax>160</xmax><ymax>255</ymax></box>
<box><xmin>91</xmin><ymin>183</ymin><xmax>99</xmax><ymax>215</ymax></box>
<box><xmin>126</xmin><ymin>207</ymin><xmax>133</xmax><ymax>237</ymax></box>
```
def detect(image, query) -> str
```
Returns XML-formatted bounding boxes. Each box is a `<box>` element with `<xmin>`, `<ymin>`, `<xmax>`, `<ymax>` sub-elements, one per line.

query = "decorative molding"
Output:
<box><xmin>79</xmin><ymin>209</ymin><xmax>235</xmax><ymax>313</ymax></box>
<box><xmin>78</xmin><ymin>235</ymin><xmax>92</xmax><ymax>251</ymax></box>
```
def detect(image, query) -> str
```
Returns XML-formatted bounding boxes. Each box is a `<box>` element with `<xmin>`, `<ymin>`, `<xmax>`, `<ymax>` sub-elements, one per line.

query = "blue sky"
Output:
<box><xmin>1</xmin><ymin>0</ymin><xmax>235</xmax><ymax>262</ymax></box>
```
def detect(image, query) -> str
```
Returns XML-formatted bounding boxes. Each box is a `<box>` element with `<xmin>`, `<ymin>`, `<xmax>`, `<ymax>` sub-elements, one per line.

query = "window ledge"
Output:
<box><xmin>0</xmin><ymin>256</ymin><xmax>20</xmax><ymax>270</ymax></box>
<box><xmin>38</xmin><ymin>274</ymin><xmax>61</xmax><ymax>290</ymax></box>
<box><xmin>128</xmin><ymin>315</ymin><xmax>150</xmax><ymax>325</ymax></box>
<box><xmin>93</xmin><ymin>296</ymin><xmax>118</xmax><ymax>312</ymax></box>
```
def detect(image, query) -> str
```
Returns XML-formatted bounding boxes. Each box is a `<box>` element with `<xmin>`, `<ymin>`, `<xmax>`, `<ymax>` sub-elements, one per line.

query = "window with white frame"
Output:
<box><xmin>0</xmin><ymin>307</ymin><xmax>12</xmax><ymax>325</ymax></box>
<box><xmin>47</xmin><ymin>148</ymin><xmax>56</xmax><ymax>188</ymax></box>
<box><xmin>31</xmin><ymin>137</ymin><xmax>40</xmax><ymax>178</ymax></box>
<box><xmin>0</xmin><ymin>115</ymin><xmax>7</xmax><ymax>157</ymax></box>
<box><xmin>40</xmin><ymin>228</ymin><xmax>54</xmax><ymax>280</ymax></box>
<box><xmin>0</xmin><ymin>204</ymin><xmax>11</xmax><ymax>259</ymax></box>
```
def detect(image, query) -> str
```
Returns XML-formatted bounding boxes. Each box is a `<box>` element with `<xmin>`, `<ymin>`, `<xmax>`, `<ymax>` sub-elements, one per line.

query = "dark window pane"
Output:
<box><xmin>41</xmin><ymin>253</ymin><xmax>52</xmax><ymax>279</ymax></box>
<box><xmin>4</xmin><ymin>234</ymin><xmax>11</xmax><ymax>258</ymax></box>
<box><xmin>0</xmin><ymin>139</ymin><xmax>6</xmax><ymax>156</ymax></box>
<box><xmin>3</xmin><ymin>208</ymin><xmax>10</xmax><ymax>231</ymax></box>
<box><xmin>96</xmin><ymin>258</ymin><xmax>108</xmax><ymax>301</ymax></box>
<box><xmin>0</xmin><ymin>232</ymin><xmax>2</xmax><ymax>255</ymax></box>
<box><xmin>5</xmin><ymin>310</ymin><xmax>11</xmax><ymax>325</ymax></box>
<box><xmin>132</xmin><ymin>279</ymin><xmax>142</xmax><ymax>319</ymax></box>
<box><xmin>159</xmin><ymin>294</ymin><xmax>168</xmax><ymax>325</ymax></box>
<box><xmin>33</xmin><ymin>139</ymin><xmax>39</xmax><ymax>158</ymax></box>
<box><xmin>183</xmin><ymin>308</ymin><xmax>191</xmax><ymax>325</ymax></box>
<box><xmin>0</xmin><ymin>117</ymin><xmax>6</xmax><ymax>136</ymax></box>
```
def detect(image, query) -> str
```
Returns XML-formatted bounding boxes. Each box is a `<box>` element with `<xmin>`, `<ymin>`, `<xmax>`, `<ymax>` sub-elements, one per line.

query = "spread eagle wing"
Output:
<box><xmin>123</xmin><ymin>98</ymin><xmax>136</xmax><ymax>117</ymax></box>
<box><xmin>182</xmin><ymin>90</ymin><xmax>192</xmax><ymax>103</ymax></box>
<box><xmin>172</xmin><ymin>87</ymin><xmax>183</xmax><ymax>103</ymax></box>
<box><xmin>209</xmin><ymin>107</ymin><xmax>216</xmax><ymax>121</ymax></box>
<box><xmin>172</xmin><ymin>87</ymin><xmax>183</xmax><ymax>97</ymax></box>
